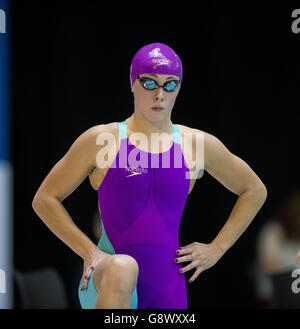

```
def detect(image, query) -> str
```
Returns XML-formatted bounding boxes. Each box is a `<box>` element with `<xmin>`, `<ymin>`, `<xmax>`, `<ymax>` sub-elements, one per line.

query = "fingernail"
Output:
<box><xmin>176</xmin><ymin>250</ymin><xmax>179</xmax><ymax>255</ymax></box>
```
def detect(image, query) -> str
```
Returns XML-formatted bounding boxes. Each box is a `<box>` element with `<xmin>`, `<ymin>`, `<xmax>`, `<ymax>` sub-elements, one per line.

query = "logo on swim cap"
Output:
<box><xmin>149</xmin><ymin>47</ymin><xmax>172</xmax><ymax>67</ymax></box>
<box><xmin>152</xmin><ymin>58</ymin><xmax>172</xmax><ymax>67</ymax></box>
<box><xmin>149</xmin><ymin>47</ymin><xmax>163</xmax><ymax>57</ymax></box>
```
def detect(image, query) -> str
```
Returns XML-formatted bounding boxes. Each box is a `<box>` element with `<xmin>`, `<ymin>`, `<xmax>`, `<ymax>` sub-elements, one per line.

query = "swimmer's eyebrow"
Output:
<box><xmin>144</xmin><ymin>73</ymin><xmax>176</xmax><ymax>80</ymax></box>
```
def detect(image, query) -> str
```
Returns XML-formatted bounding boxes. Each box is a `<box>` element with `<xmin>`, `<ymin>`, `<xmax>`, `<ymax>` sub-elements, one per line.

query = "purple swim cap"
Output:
<box><xmin>130</xmin><ymin>43</ymin><xmax>182</xmax><ymax>87</ymax></box>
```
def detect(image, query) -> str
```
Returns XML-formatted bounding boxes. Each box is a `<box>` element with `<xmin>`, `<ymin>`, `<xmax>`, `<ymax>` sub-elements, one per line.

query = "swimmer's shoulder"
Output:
<box><xmin>176</xmin><ymin>123</ymin><xmax>223</xmax><ymax>145</ymax></box>
<box><xmin>176</xmin><ymin>123</ymin><xmax>205</xmax><ymax>136</ymax></box>
<box><xmin>175</xmin><ymin>123</ymin><xmax>227</xmax><ymax>166</ymax></box>
<box><xmin>83</xmin><ymin>121</ymin><xmax>119</xmax><ymax>140</ymax></box>
<box><xmin>72</xmin><ymin>122</ymin><xmax>119</xmax><ymax>169</ymax></box>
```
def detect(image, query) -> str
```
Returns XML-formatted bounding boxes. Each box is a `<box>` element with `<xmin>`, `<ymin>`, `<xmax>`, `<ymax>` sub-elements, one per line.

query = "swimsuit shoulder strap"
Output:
<box><xmin>118</xmin><ymin>121</ymin><xmax>128</xmax><ymax>140</ymax></box>
<box><xmin>172</xmin><ymin>124</ymin><xmax>181</xmax><ymax>144</ymax></box>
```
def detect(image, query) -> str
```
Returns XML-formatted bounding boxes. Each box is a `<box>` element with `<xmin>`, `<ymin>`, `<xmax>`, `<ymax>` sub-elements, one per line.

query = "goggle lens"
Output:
<box><xmin>144</xmin><ymin>79</ymin><xmax>157</xmax><ymax>90</ymax></box>
<box><xmin>164</xmin><ymin>80</ymin><xmax>178</xmax><ymax>92</ymax></box>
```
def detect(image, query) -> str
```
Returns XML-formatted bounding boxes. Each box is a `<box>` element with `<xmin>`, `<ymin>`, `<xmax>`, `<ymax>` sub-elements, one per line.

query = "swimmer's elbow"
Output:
<box><xmin>32</xmin><ymin>191</ymin><xmax>46</xmax><ymax>214</ymax></box>
<box><xmin>32</xmin><ymin>191</ymin><xmax>57</xmax><ymax>215</ymax></box>
<box><xmin>256</xmin><ymin>182</ymin><xmax>268</xmax><ymax>205</ymax></box>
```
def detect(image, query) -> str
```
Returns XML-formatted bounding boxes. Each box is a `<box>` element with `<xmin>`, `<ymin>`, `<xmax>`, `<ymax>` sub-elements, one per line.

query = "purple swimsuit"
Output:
<box><xmin>94</xmin><ymin>120</ymin><xmax>190</xmax><ymax>309</ymax></box>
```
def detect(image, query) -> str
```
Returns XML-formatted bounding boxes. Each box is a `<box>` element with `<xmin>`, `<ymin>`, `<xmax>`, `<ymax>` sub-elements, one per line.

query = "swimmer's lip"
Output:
<box><xmin>152</xmin><ymin>106</ymin><xmax>165</xmax><ymax>111</ymax></box>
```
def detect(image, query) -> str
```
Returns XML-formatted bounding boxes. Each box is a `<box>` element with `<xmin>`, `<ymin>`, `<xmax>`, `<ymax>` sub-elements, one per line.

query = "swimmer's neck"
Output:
<box><xmin>127</xmin><ymin>112</ymin><xmax>173</xmax><ymax>137</ymax></box>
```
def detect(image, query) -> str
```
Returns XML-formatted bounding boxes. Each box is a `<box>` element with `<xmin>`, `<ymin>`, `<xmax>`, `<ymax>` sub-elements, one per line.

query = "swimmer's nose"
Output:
<box><xmin>153</xmin><ymin>87</ymin><xmax>164</xmax><ymax>102</ymax></box>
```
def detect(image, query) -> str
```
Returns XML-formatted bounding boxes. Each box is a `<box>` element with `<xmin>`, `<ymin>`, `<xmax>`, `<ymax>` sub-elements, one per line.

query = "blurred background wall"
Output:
<box><xmin>0</xmin><ymin>0</ymin><xmax>12</xmax><ymax>309</ymax></box>
<box><xmin>5</xmin><ymin>4</ymin><xmax>300</xmax><ymax>308</ymax></box>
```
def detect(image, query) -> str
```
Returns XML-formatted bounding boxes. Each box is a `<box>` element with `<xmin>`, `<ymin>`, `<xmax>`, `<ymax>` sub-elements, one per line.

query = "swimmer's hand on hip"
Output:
<box><xmin>175</xmin><ymin>242</ymin><xmax>224</xmax><ymax>283</ymax></box>
<box><xmin>81</xmin><ymin>249</ymin><xmax>111</xmax><ymax>291</ymax></box>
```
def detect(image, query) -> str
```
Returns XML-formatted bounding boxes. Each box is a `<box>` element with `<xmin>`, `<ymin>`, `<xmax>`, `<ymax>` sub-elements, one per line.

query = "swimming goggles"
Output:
<box><xmin>137</xmin><ymin>75</ymin><xmax>181</xmax><ymax>92</ymax></box>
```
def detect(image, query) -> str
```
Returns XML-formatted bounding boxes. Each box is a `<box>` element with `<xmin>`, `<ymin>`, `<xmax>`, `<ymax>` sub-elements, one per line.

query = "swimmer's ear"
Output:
<box><xmin>131</xmin><ymin>83</ymin><xmax>136</xmax><ymax>93</ymax></box>
<box><xmin>131</xmin><ymin>80</ymin><xmax>137</xmax><ymax>93</ymax></box>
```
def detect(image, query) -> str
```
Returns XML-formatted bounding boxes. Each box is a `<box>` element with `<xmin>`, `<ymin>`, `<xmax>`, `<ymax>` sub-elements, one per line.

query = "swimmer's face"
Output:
<box><xmin>131</xmin><ymin>73</ymin><xmax>181</xmax><ymax>122</ymax></box>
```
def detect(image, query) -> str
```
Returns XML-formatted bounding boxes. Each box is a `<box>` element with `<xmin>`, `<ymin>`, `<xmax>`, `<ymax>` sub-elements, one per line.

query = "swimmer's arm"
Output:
<box><xmin>32</xmin><ymin>126</ymin><xmax>103</xmax><ymax>260</ymax></box>
<box><xmin>202</xmin><ymin>132</ymin><xmax>267</xmax><ymax>254</ymax></box>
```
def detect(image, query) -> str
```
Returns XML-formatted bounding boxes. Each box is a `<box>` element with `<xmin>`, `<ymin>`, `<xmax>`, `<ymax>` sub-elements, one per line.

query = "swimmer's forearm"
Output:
<box><xmin>211</xmin><ymin>184</ymin><xmax>267</xmax><ymax>254</ymax></box>
<box><xmin>32</xmin><ymin>195</ymin><xmax>99</xmax><ymax>259</ymax></box>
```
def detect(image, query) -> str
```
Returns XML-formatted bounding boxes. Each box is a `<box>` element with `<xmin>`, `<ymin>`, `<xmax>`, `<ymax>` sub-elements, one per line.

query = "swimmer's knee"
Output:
<box><xmin>108</xmin><ymin>254</ymin><xmax>138</xmax><ymax>272</ymax></box>
<box><xmin>94</xmin><ymin>254</ymin><xmax>138</xmax><ymax>293</ymax></box>
<box><xmin>107</xmin><ymin>255</ymin><xmax>139</xmax><ymax>282</ymax></box>
<box><xmin>116</xmin><ymin>255</ymin><xmax>139</xmax><ymax>293</ymax></box>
